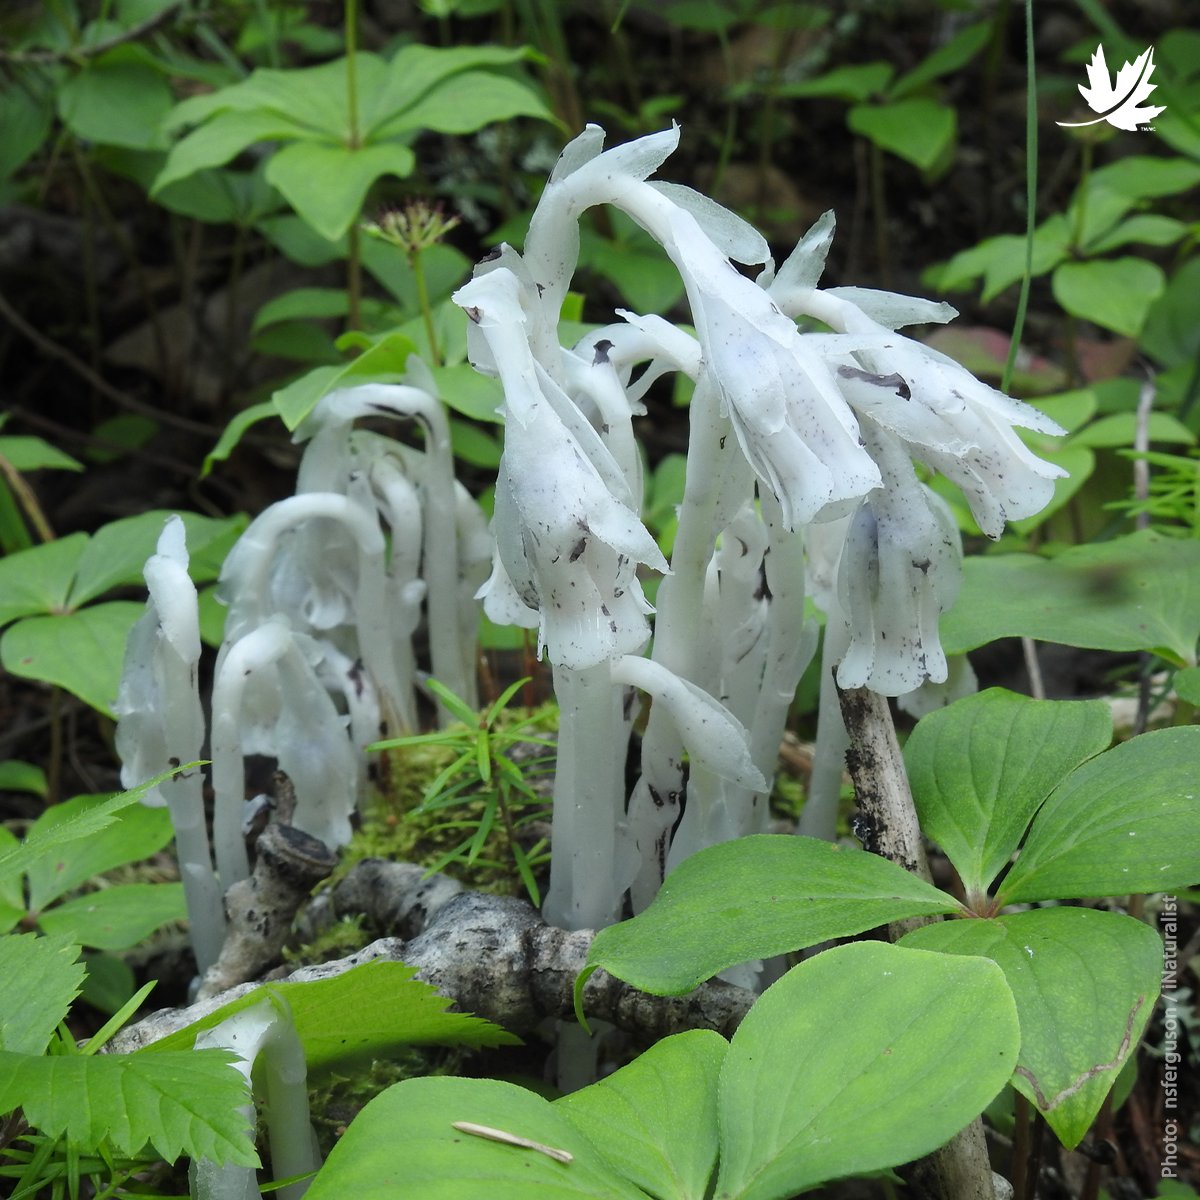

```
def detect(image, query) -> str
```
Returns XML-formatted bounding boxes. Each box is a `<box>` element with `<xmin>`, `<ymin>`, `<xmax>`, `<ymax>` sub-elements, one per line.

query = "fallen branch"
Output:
<box><xmin>108</xmin><ymin>858</ymin><xmax>754</xmax><ymax>1052</ymax></box>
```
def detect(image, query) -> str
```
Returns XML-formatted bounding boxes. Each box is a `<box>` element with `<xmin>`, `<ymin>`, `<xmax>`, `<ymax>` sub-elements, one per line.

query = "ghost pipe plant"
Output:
<box><xmin>115</xmin><ymin>516</ymin><xmax>226</xmax><ymax>972</ymax></box>
<box><xmin>455</xmin><ymin>122</ymin><xmax>1065</xmax><ymax>928</ymax></box>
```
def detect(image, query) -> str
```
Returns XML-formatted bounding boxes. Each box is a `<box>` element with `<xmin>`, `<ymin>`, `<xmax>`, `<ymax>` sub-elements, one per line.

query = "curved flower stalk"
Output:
<box><xmin>293</xmin><ymin>373</ymin><xmax>479</xmax><ymax>716</ymax></box>
<box><xmin>191</xmin><ymin>995</ymin><xmax>317</xmax><ymax>1200</ymax></box>
<box><xmin>211</xmin><ymin>619</ymin><xmax>358</xmax><ymax>890</ymax></box>
<box><xmin>115</xmin><ymin>517</ymin><xmax>226</xmax><ymax>972</ymax></box>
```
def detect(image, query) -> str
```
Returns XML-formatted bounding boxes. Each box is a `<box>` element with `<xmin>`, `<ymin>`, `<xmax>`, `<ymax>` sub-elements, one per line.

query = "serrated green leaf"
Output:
<box><xmin>307</xmin><ymin>1075</ymin><xmax>644</xmax><ymax>1199</ymax></box>
<box><xmin>584</xmin><ymin>835</ymin><xmax>959</xmax><ymax>997</ymax></box>
<box><xmin>0</xmin><ymin>935</ymin><xmax>85</xmax><ymax>1054</ymax></box>
<box><xmin>25</xmin><ymin>792</ymin><xmax>176</xmax><ymax>909</ymax></box>
<box><xmin>266</xmin><ymin>140</ymin><xmax>417</xmax><ymax>242</ymax></box>
<box><xmin>1052</xmin><ymin>258</ymin><xmax>1166</xmax><ymax>337</ymax></box>
<box><xmin>942</xmin><ymin>530</ymin><xmax>1200</xmax><ymax>664</ymax></box>
<box><xmin>558</xmin><ymin>1029</ymin><xmax>726</xmax><ymax>1200</ymax></box>
<box><xmin>901</xmin><ymin>909</ymin><xmax>1161</xmax><ymax>1148</ymax></box>
<box><xmin>847</xmin><ymin>98</ymin><xmax>954</xmax><ymax>171</ymax></box>
<box><xmin>147</xmin><ymin>960</ymin><xmax>518</xmax><ymax>1073</ymax></box>
<box><xmin>0</xmin><ymin>1049</ymin><xmax>257</xmax><ymax>1165</ymax></box>
<box><xmin>997</xmin><ymin>726</ymin><xmax>1200</xmax><ymax>903</ymax></box>
<box><xmin>39</xmin><ymin>883</ymin><xmax>186</xmax><ymax>951</ymax></box>
<box><xmin>715</xmin><ymin>942</ymin><xmax>1020</xmax><ymax>1200</ymax></box>
<box><xmin>905</xmin><ymin>689</ymin><xmax>1112</xmax><ymax>896</ymax></box>
<box><xmin>1</xmin><ymin>601</ymin><xmax>144</xmax><ymax>716</ymax></box>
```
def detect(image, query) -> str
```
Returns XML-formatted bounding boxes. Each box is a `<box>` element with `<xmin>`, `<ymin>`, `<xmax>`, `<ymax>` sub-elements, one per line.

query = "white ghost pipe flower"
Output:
<box><xmin>217</xmin><ymin>492</ymin><xmax>409</xmax><ymax>732</ymax></box>
<box><xmin>210</xmin><ymin>619</ymin><xmax>357</xmax><ymax>889</ymax></box>
<box><xmin>115</xmin><ymin>517</ymin><xmax>226</xmax><ymax>972</ymax></box>
<box><xmin>190</xmin><ymin>995</ymin><xmax>318</xmax><ymax>1200</ymax></box>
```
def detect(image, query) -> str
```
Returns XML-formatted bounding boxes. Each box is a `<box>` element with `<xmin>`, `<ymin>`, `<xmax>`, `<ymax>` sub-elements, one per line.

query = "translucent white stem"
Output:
<box><xmin>798</xmin><ymin>617</ymin><xmax>851</xmax><ymax>842</ymax></box>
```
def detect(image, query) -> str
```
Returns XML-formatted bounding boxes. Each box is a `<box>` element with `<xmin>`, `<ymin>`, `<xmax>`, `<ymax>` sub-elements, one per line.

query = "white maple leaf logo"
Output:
<box><xmin>1057</xmin><ymin>44</ymin><xmax>1166</xmax><ymax>131</ymax></box>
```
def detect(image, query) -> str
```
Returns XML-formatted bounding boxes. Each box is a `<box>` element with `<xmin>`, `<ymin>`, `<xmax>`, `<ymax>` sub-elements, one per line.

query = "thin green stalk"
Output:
<box><xmin>345</xmin><ymin>0</ymin><xmax>363</xmax><ymax>329</ymax></box>
<box><xmin>1001</xmin><ymin>0</ymin><xmax>1038</xmax><ymax>397</ymax></box>
<box><xmin>412</xmin><ymin>247</ymin><xmax>441</xmax><ymax>364</ymax></box>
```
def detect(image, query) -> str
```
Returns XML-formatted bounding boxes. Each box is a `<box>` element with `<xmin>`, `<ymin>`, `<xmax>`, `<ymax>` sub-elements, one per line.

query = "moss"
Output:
<box><xmin>282</xmin><ymin>914</ymin><xmax>370</xmax><ymax>966</ymax></box>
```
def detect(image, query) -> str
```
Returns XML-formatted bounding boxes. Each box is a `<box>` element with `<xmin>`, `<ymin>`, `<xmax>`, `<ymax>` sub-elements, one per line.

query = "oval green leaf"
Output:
<box><xmin>901</xmin><ymin>908</ymin><xmax>1161</xmax><ymax>1148</ymax></box>
<box><xmin>306</xmin><ymin>1075</ymin><xmax>645</xmax><ymax>1199</ymax></box>
<box><xmin>998</xmin><ymin>726</ymin><xmax>1200</xmax><ymax>904</ymax></box>
<box><xmin>558</xmin><ymin>1029</ymin><xmax>726</xmax><ymax>1200</ymax></box>
<box><xmin>584</xmin><ymin>835</ymin><xmax>959</xmax><ymax>997</ymax></box>
<box><xmin>715</xmin><ymin>941</ymin><xmax>1020</xmax><ymax>1200</ymax></box>
<box><xmin>905</xmin><ymin>689</ymin><xmax>1111</xmax><ymax>897</ymax></box>
<box><xmin>1052</xmin><ymin>258</ymin><xmax>1166</xmax><ymax>337</ymax></box>
<box><xmin>847</xmin><ymin>98</ymin><xmax>955</xmax><ymax>171</ymax></box>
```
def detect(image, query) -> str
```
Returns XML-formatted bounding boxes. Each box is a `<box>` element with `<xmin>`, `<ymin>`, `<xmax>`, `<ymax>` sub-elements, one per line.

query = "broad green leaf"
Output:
<box><xmin>147</xmin><ymin>960</ymin><xmax>517</xmax><ymax>1072</ymax></box>
<box><xmin>0</xmin><ymin>777</ymin><xmax>173</xmax><ymax>895</ymax></box>
<box><xmin>981</xmin><ymin>215</ymin><xmax>1072</xmax><ymax>301</ymax></box>
<box><xmin>1052</xmin><ymin>258</ymin><xmax>1166</xmax><ymax>338</ymax></box>
<box><xmin>776</xmin><ymin>62</ymin><xmax>893</xmax><ymax>102</ymax></box>
<box><xmin>997</xmin><ymin>726</ymin><xmax>1200</xmax><ymax>904</ymax></box>
<box><xmin>558</xmin><ymin>1030</ymin><xmax>726</xmax><ymax>1200</ymax></box>
<box><xmin>905</xmin><ymin>689</ymin><xmax>1112</xmax><ymax>897</ymax></box>
<box><xmin>271</xmin><ymin>333</ymin><xmax>419</xmax><ymax>429</ymax></box>
<box><xmin>0</xmin><ymin>80</ymin><xmax>53</xmax><ymax>179</ymax></box>
<box><xmin>1140</xmin><ymin>257</ymin><xmax>1200</xmax><ymax>370</ymax></box>
<box><xmin>39</xmin><ymin>882</ymin><xmax>186</xmax><ymax>951</ymax></box>
<box><xmin>81</xmin><ymin>950</ymin><xmax>137</xmax><ymax>1014</ymax></box>
<box><xmin>0</xmin><ymin>935</ymin><xmax>85</xmax><ymax>1054</ymax></box>
<box><xmin>0</xmin><ymin>436</ymin><xmax>83</xmax><ymax>472</ymax></box>
<box><xmin>888</xmin><ymin>21</ymin><xmax>991</xmax><ymax>98</ymax></box>
<box><xmin>155</xmin><ymin>108</ymin><xmax>316</xmax><ymax>191</ymax></box>
<box><xmin>901</xmin><ymin>908</ymin><xmax>1161</xmax><ymax>1148</ymax></box>
<box><xmin>1085</xmin><ymin>214</ymin><xmax>1188</xmax><ymax>255</ymax></box>
<box><xmin>377</xmin><ymin>71</ymin><xmax>552</xmax><ymax>137</ymax></box>
<box><xmin>0</xmin><ymin>1049</ymin><xmax>256</xmax><ymax>1165</ymax></box>
<box><xmin>448</xmin><ymin>418</ymin><xmax>502</xmax><ymax>468</ymax></box>
<box><xmin>0</xmin><ymin>533</ymin><xmax>88</xmax><ymax>624</ymax></box>
<box><xmin>847</xmin><ymin>98</ymin><xmax>954</xmax><ymax>171</ymax></box>
<box><xmin>1070</xmin><ymin>411</ymin><xmax>1195</xmax><ymax>449</ymax></box>
<box><xmin>1009</xmin><ymin>444</ymin><xmax>1094</xmax><ymax>537</ymax></box>
<box><xmin>266</xmin><ymin>140</ymin><xmax>417</xmax><ymax>242</ymax></box>
<box><xmin>364</xmin><ymin>43</ymin><xmax>540</xmax><ymax>136</ymax></box>
<box><xmin>253</xmin><ymin>287</ymin><xmax>350</xmax><ymax>331</ymax></box>
<box><xmin>1086</xmin><ymin>155</ymin><xmax>1200</xmax><ymax>202</ymax></box>
<box><xmin>1</xmin><ymin>601</ymin><xmax>144</xmax><ymax>715</ymax></box>
<box><xmin>25</xmin><ymin>792</ymin><xmax>177</xmax><ymax>909</ymax></box>
<box><xmin>306</xmin><ymin>1075</ymin><xmax>644</xmax><ymax>1199</ymax></box>
<box><xmin>203</xmin><ymin>400</ymin><xmax>279</xmax><ymax>475</ymax></box>
<box><xmin>364</xmin><ymin>240</ymin><xmax>471</xmax><ymax>313</ymax></box>
<box><xmin>942</xmin><ymin>530</ymin><xmax>1200</xmax><ymax>665</ymax></box>
<box><xmin>715</xmin><ymin>942</ymin><xmax>1020</xmax><ymax>1200</ymax></box>
<box><xmin>58</xmin><ymin>54</ymin><xmax>172</xmax><ymax>150</ymax></box>
<box><xmin>429</xmin><ymin>364</ymin><xmax>505</xmax><ymax>423</ymax></box>
<box><xmin>0</xmin><ymin>759</ymin><xmax>48</xmax><ymax>797</ymax></box>
<box><xmin>583</xmin><ymin>835</ymin><xmax>959</xmax><ymax>997</ymax></box>
<box><xmin>1175</xmin><ymin>665</ymin><xmax>1200</xmax><ymax>706</ymax></box>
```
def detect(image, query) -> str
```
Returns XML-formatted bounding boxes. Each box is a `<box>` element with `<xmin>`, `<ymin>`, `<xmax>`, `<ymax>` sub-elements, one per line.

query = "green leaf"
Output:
<box><xmin>847</xmin><ymin>98</ymin><xmax>955</xmax><ymax>171</ymax></box>
<box><xmin>905</xmin><ymin>689</ymin><xmax>1112</xmax><ymax>897</ymax></box>
<box><xmin>0</xmin><ymin>533</ymin><xmax>88</xmax><ymax>624</ymax></box>
<box><xmin>1074</xmin><ymin>411</ymin><xmax>1196</xmax><ymax>449</ymax></box>
<box><xmin>0</xmin><ymin>1049</ymin><xmax>257</xmax><ymax>1165</ymax></box>
<box><xmin>25</xmin><ymin>792</ymin><xmax>177</xmax><ymax>909</ymax></box>
<box><xmin>147</xmin><ymin>960</ymin><xmax>517</xmax><ymax>1073</ymax></box>
<box><xmin>0</xmin><ymin>436</ymin><xmax>83</xmax><ymax>472</ymax></box>
<box><xmin>266</xmin><ymin>140</ymin><xmax>417</xmax><ymax>242</ymax></box>
<box><xmin>203</xmin><ymin>400</ymin><xmax>279</xmax><ymax>475</ymax></box>
<box><xmin>39</xmin><ymin>883</ymin><xmax>186</xmax><ymax>951</ymax></box>
<box><xmin>1086</xmin><ymin>155</ymin><xmax>1200</xmax><ymax>203</ymax></box>
<box><xmin>775</xmin><ymin>62</ymin><xmax>893</xmax><ymax>102</ymax></box>
<box><xmin>981</xmin><ymin>215</ymin><xmax>1072</xmax><ymax>302</ymax></box>
<box><xmin>0</xmin><ymin>935</ymin><xmax>85</xmax><ymax>1054</ymax></box>
<box><xmin>1174</xmin><ymin>665</ymin><xmax>1200</xmax><ymax>706</ymax></box>
<box><xmin>1084</xmin><ymin>214</ymin><xmax>1188</xmax><ymax>255</ymax></box>
<box><xmin>0</xmin><ymin>777</ymin><xmax>174</xmax><ymax>896</ymax></box>
<box><xmin>0</xmin><ymin>759</ymin><xmax>48</xmax><ymax>797</ymax></box>
<box><xmin>1008</xmin><ymin>444</ymin><xmax>1094</xmax><ymax>537</ymax></box>
<box><xmin>271</xmin><ymin>333</ymin><xmax>420</xmax><ymax>429</ymax></box>
<box><xmin>582</xmin><ymin>835</ymin><xmax>959</xmax><ymax>997</ymax></box>
<box><xmin>997</xmin><ymin>726</ymin><xmax>1200</xmax><ymax>903</ymax></box>
<box><xmin>558</xmin><ymin>1029</ymin><xmax>726</xmax><ymax>1200</ymax></box>
<box><xmin>81</xmin><ymin>950</ymin><xmax>137</xmax><ymax>1014</ymax></box>
<box><xmin>0</xmin><ymin>80</ymin><xmax>53</xmax><ymax>180</ymax></box>
<box><xmin>1052</xmin><ymin>258</ymin><xmax>1166</xmax><ymax>338</ymax></box>
<box><xmin>715</xmin><ymin>941</ymin><xmax>1020</xmax><ymax>1200</ymax></box>
<box><xmin>901</xmin><ymin>909</ymin><xmax>1161</xmax><ymax>1148</ymax></box>
<box><xmin>1139</xmin><ymin>257</ymin><xmax>1200</xmax><ymax>370</ymax></box>
<box><xmin>1</xmin><ymin>601</ymin><xmax>144</xmax><ymax>716</ymax></box>
<box><xmin>428</xmin><ymin>364</ymin><xmax>504</xmax><ymax>423</ymax></box>
<box><xmin>941</xmin><ymin>530</ymin><xmax>1200</xmax><ymax>665</ymax></box>
<box><xmin>57</xmin><ymin>54</ymin><xmax>173</xmax><ymax>150</ymax></box>
<box><xmin>377</xmin><ymin>71</ymin><xmax>552</xmax><ymax>137</ymax></box>
<box><xmin>306</xmin><ymin>1075</ymin><xmax>645</xmax><ymax>1200</ymax></box>
<box><xmin>253</xmin><ymin>287</ymin><xmax>350</xmax><ymax>331</ymax></box>
<box><xmin>888</xmin><ymin>21</ymin><xmax>991</xmax><ymax>98</ymax></box>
